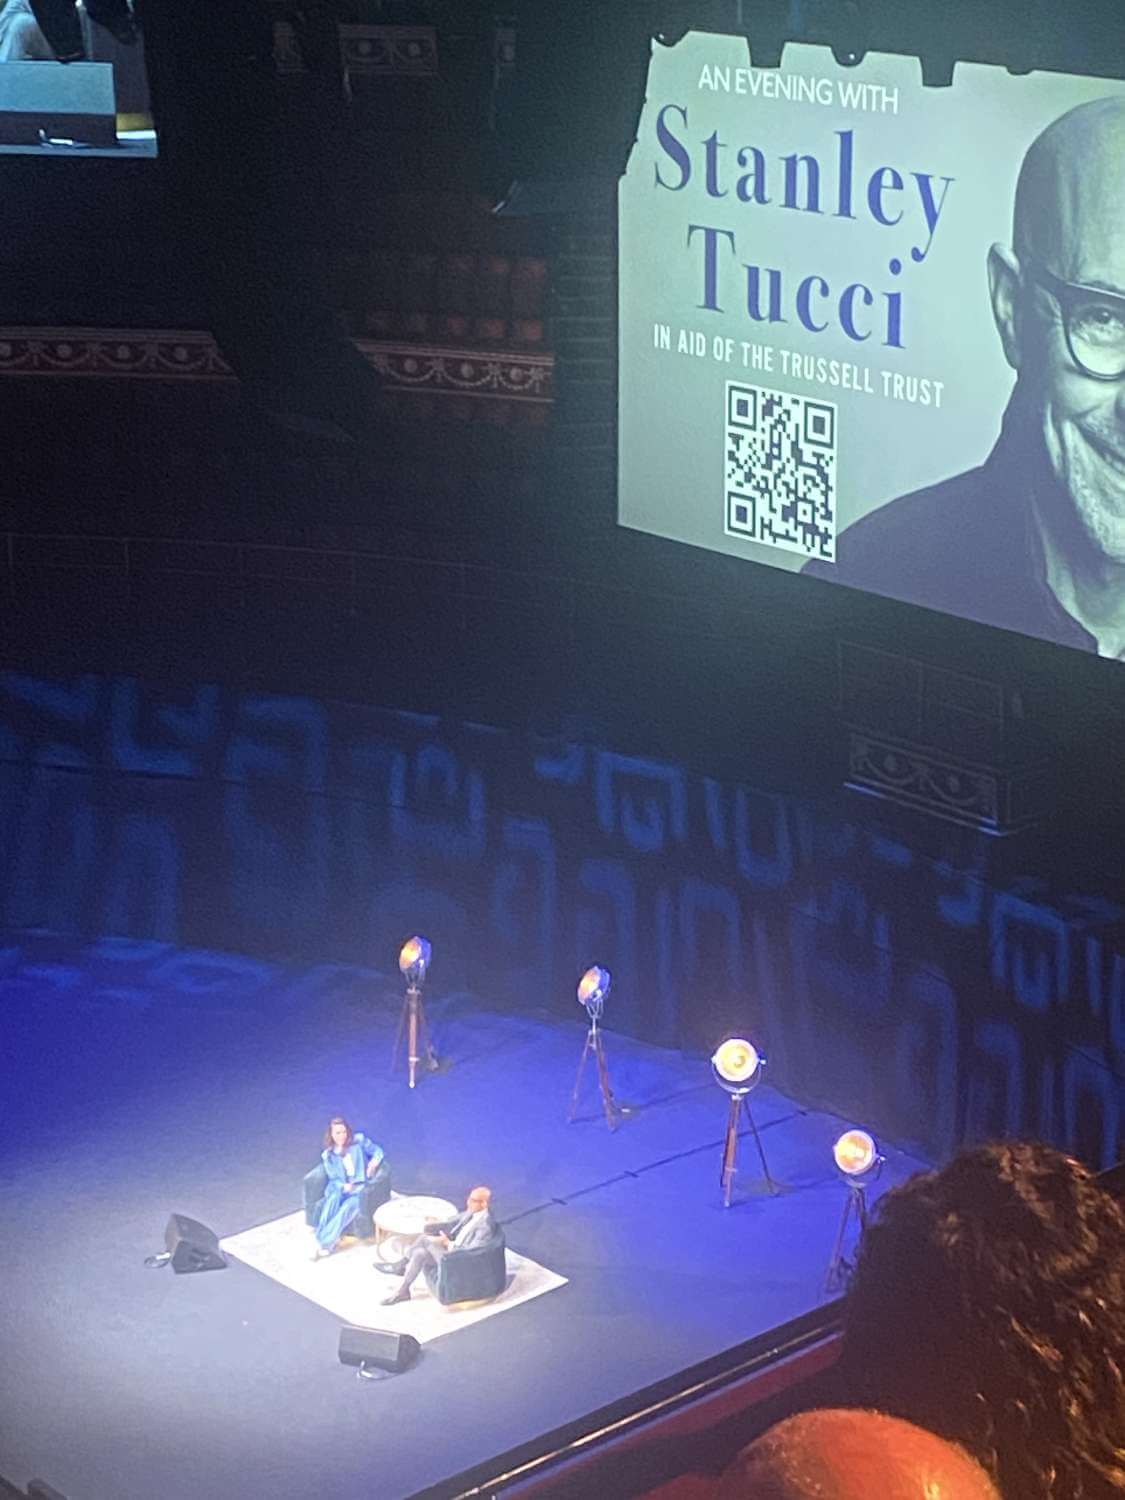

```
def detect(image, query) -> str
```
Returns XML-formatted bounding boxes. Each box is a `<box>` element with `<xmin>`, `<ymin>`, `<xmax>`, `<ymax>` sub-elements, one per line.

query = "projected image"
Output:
<box><xmin>618</xmin><ymin>36</ymin><xmax>1125</xmax><ymax>657</ymax></box>
<box><xmin>0</xmin><ymin>0</ymin><xmax>154</xmax><ymax>154</ymax></box>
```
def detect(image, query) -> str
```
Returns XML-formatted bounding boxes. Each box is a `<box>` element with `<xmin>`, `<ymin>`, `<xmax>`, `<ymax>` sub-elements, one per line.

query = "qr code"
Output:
<box><xmin>724</xmin><ymin>382</ymin><xmax>836</xmax><ymax>561</ymax></box>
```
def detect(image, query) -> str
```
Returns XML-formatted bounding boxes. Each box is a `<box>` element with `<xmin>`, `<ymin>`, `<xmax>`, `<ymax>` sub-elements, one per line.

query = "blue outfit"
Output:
<box><xmin>313</xmin><ymin>1132</ymin><xmax>385</xmax><ymax>1249</ymax></box>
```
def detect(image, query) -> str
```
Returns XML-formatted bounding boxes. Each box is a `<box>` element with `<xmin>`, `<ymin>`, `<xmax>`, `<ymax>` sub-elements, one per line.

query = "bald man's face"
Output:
<box><xmin>990</xmin><ymin>99</ymin><xmax>1125</xmax><ymax>564</ymax></box>
<box><xmin>1017</xmin><ymin>269</ymin><xmax>1125</xmax><ymax>566</ymax></box>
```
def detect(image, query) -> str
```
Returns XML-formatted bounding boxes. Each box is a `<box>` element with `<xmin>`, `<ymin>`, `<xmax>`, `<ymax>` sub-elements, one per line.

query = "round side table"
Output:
<box><xmin>372</xmin><ymin>1194</ymin><xmax>457</xmax><ymax>1263</ymax></box>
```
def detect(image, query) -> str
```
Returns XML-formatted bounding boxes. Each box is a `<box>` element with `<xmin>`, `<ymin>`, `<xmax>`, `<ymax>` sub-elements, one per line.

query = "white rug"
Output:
<box><xmin>220</xmin><ymin>1211</ymin><xmax>567</xmax><ymax>1344</ymax></box>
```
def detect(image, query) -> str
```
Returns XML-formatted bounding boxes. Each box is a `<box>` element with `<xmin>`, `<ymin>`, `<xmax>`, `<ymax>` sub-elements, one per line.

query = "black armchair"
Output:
<box><xmin>424</xmin><ymin>1228</ymin><xmax>507</xmax><ymax>1305</ymax></box>
<box><xmin>302</xmin><ymin>1159</ymin><xmax>392</xmax><ymax>1239</ymax></box>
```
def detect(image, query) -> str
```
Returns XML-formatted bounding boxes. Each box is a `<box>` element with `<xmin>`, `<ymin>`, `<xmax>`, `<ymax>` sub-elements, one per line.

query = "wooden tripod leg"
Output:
<box><xmin>391</xmin><ymin>991</ymin><xmax>409</xmax><ymax>1076</ymax></box>
<box><xmin>415</xmin><ymin>994</ymin><xmax>438</xmax><ymax>1073</ymax></box>
<box><xmin>593</xmin><ymin>1031</ymin><xmax>621</xmax><ymax>1132</ymax></box>
<box><xmin>568</xmin><ymin>1030</ymin><xmax>593</xmax><ymax>1123</ymax></box>
<box><xmin>745</xmin><ymin>1102</ymin><xmax>778</xmax><ymax>1194</ymax></box>
<box><xmin>825</xmin><ymin>1192</ymin><xmax>854</xmax><ymax>1289</ymax></box>
<box><xmin>720</xmin><ymin>1095</ymin><xmax>742</xmax><ymax>1207</ymax></box>
<box><xmin>407</xmin><ymin>990</ymin><xmax>420</xmax><ymax>1089</ymax></box>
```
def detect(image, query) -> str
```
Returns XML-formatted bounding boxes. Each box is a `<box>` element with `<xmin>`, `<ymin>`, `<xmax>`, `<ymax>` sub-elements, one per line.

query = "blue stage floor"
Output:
<box><xmin>0</xmin><ymin>938</ymin><xmax>929</xmax><ymax>1500</ymax></box>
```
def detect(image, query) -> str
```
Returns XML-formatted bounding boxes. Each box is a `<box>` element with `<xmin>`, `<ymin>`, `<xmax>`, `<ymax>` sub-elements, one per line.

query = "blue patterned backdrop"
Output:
<box><xmin>1</xmin><ymin>670</ymin><xmax>1122</xmax><ymax>1165</ymax></box>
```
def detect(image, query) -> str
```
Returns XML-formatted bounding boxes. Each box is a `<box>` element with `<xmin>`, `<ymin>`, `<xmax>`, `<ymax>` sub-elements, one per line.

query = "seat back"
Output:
<box><xmin>302</xmin><ymin>1161</ymin><xmax>329</xmax><ymax>1224</ymax></box>
<box><xmin>430</xmin><ymin>1229</ymin><xmax>507</xmax><ymax>1305</ymax></box>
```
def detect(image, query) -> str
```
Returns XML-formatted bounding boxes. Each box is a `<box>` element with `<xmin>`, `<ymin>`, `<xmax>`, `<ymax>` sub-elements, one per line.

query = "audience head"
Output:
<box><xmin>324</xmin><ymin>1116</ymin><xmax>353</xmax><ymax>1149</ymax></box>
<box><xmin>717</xmin><ymin>1409</ymin><xmax>1000</xmax><ymax>1499</ymax></box>
<box><xmin>836</xmin><ymin>1140</ymin><xmax>1125</xmax><ymax>1498</ymax></box>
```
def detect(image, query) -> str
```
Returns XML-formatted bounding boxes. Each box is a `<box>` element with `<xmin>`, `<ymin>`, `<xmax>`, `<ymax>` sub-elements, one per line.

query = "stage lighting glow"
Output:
<box><xmin>712</xmin><ymin>1036</ymin><xmax>775</xmax><ymax>1204</ymax></box>
<box><xmin>833</xmin><ymin>1129</ymin><xmax>880</xmax><ymax>1178</ymax></box>
<box><xmin>569</xmin><ymin>965</ymin><xmax>622</xmax><ymax>1130</ymax></box>
<box><xmin>398</xmin><ymin>936</ymin><xmax>432</xmax><ymax>983</ymax></box>
<box><xmin>577</xmin><ymin>966</ymin><xmax>611</xmax><ymax>1009</ymax></box>
<box><xmin>826</xmin><ymin>1128</ymin><xmax>882</xmax><ymax>1288</ymax></box>
<box><xmin>711</xmin><ymin>1037</ymin><xmax>762</xmax><ymax>1091</ymax></box>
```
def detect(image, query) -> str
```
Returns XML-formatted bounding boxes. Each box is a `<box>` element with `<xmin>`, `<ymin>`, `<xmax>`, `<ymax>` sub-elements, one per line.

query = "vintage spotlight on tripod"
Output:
<box><xmin>567</xmin><ymin>965</ymin><xmax>625</xmax><ymax>1131</ymax></box>
<box><xmin>392</xmin><ymin>935</ymin><xmax>440</xmax><ymax>1089</ymax></box>
<box><xmin>825</xmin><ymin>1128</ymin><xmax>883</xmax><ymax>1289</ymax></box>
<box><xmin>713</xmin><ymin>1037</ymin><xmax>777</xmax><ymax>1207</ymax></box>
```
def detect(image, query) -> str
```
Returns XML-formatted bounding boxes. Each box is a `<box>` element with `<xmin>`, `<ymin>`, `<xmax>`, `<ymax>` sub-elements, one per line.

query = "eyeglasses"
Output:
<box><xmin>1026</xmin><ymin>263</ymin><xmax>1125</xmax><ymax>381</ymax></box>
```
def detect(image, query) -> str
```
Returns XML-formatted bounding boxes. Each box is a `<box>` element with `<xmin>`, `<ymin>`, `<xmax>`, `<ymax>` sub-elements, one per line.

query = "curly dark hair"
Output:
<box><xmin>836</xmin><ymin>1140</ymin><xmax>1125</xmax><ymax>1498</ymax></box>
<box><xmin>323</xmin><ymin>1116</ymin><xmax>354</xmax><ymax>1149</ymax></box>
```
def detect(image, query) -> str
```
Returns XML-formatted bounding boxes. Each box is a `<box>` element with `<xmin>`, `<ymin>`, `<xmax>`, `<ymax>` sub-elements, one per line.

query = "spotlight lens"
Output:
<box><xmin>834</xmin><ymin>1129</ymin><xmax>877</xmax><ymax>1176</ymax></box>
<box><xmin>577</xmin><ymin>965</ymin><xmax>611</xmax><ymax>1006</ymax></box>
<box><xmin>398</xmin><ymin>935</ymin><xmax>432</xmax><ymax>977</ymax></box>
<box><xmin>712</xmin><ymin>1037</ymin><xmax>760</xmax><ymax>1085</ymax></box>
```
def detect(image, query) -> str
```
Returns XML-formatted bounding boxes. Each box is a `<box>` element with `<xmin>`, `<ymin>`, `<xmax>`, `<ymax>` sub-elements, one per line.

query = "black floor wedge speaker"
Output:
<box><xmin>338</xmin><ymin>1326</ymin><xmax>421</xmax><ymax>1374</ymax></box>
<box><xmin>164</xmin><ymin>1213</ymin><xmax>227</xmax><ymax>1274</ymax></box>
<box><xmin>0</xmin><ymin>61</ymin><xmax>117</xmax><ymax>148</ymax></box>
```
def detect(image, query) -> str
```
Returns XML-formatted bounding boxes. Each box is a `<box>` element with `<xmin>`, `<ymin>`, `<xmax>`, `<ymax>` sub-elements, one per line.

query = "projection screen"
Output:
<box><xmin>618</xmin><ymin>35</ymin><xmax>1125</xmax><ymax>658</ymax></box>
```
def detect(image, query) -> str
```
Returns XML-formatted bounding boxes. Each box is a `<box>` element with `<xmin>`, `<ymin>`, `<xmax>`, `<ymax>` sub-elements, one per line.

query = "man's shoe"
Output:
<box><xmin>381</xmin><ymin>1289</ymin><xmax>410</xmax><ymax>1306</ymax></box>
<box><xmin>374</xmin><ymin>1259</ymin><xmax>406</xmax><ymax>1275</ymax></box>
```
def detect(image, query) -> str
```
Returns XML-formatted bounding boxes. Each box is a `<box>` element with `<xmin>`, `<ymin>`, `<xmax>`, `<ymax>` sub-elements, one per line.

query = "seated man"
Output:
<box><xmin>380</xmin><ymin>1185</ymin><xmax>497</xmax><ymax>1306</ymax></box>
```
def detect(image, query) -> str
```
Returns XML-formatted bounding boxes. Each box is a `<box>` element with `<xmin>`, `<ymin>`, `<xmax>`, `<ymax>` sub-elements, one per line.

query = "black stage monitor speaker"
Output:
<box><xmin>0</xmin><ymin>61</ymin><xmax>117</xmax><ymax>148</ymax></box>
<box><xmin>164</xmin><ymin>1213</ymin><xmax>227</xmax><ymax>1274</ymax></box>
<box><xmin>338</xmin><ymin>1325</ymin><xmax>421</xmax><ymax>1374</ymax></box>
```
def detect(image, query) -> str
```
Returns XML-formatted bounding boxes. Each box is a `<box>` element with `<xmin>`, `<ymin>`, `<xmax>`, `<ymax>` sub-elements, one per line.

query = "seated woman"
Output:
<box><xmin>310</xmin><ymin>1116</ymin><xmax>386</xmax><ymax>1260</ymax></box>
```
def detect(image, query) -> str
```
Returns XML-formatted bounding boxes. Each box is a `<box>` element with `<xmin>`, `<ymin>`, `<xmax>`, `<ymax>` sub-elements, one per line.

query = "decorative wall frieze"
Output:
<box><xmin>0</xmin><ymin>329</ymin><xmax>554</xmax><ymax>404</ymax></box>
<box><xmin>846</xmin><ymin>729</ymin><xmax>1050</xmax><ymax>834</ymax></box>
<box><xmin>339</xmin><ymin>24</ymin><xmax>439</xmax><ymax>77</ymax></box>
